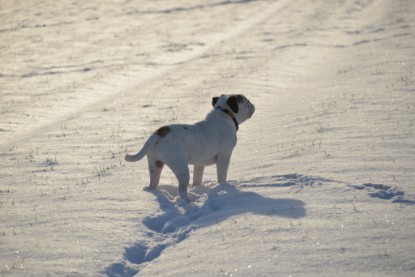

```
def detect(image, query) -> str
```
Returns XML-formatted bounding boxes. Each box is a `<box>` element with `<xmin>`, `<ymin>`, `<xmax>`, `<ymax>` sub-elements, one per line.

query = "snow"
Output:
<box><xmin>1</xmin><ymin>0</ymin><xmax>414</xmax><ymax>276</ymax></box>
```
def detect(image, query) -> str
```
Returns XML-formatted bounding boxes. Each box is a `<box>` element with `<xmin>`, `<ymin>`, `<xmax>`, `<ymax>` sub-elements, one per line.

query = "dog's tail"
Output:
<box><xmin>125</xmin><ymin>134</ymin><xmax>159</xmax><ymax>162</ymax></box>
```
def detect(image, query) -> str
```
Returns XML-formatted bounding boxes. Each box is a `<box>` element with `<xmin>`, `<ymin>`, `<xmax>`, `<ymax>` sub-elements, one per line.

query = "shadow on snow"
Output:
<box><xmin>104</xmin><ymin>172</ymin><xmax>415</xmax><ymax>276</ymax></box>
<box><xmin>104</xmin><ymin>176</ymin><xmax>307</xmax><ymax>276</ymax></box>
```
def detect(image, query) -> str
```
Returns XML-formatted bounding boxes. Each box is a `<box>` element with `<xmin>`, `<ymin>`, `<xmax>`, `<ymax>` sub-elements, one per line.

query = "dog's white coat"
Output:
<box><xmin>125</xmin><ymin>94</ymin><xmax>255</xmax><ymax>201</ymax></box>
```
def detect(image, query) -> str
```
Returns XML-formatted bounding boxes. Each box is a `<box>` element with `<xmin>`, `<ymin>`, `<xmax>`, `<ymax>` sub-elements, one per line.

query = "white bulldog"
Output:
<box><xmin>125</xmin><ymin>94</ymin><xmax>255</xmax><ymax>202</ymax></box>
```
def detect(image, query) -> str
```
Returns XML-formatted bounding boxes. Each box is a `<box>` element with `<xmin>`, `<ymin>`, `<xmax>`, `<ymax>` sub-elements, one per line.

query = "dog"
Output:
<box><xmin>125</xmin><ymin>94</ymin><xmax>255</xmax><ymax>202</ymax></box>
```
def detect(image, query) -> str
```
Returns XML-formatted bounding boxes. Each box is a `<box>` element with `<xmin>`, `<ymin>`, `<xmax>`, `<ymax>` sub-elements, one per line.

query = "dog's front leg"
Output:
<box><xmin>192</xmin><ymin>165</ymin><xmax>204</xmax><ymax>187</ymax></box>
<box><xmin>216</xmin><ymin>154</ymin><xmax>231</xmax><ymax>184</ymax></box>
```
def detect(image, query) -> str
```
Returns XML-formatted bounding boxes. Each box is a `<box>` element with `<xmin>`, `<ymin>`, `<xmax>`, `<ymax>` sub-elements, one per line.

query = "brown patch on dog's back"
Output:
<box><xmin>155</xmin><ymin>126</ymin><xmax>170</xmax><ymax>137</ymax></box>
<box><xmin>155</xmin><ymin>160</ymin><xmax>164</xmax><ymax>168</ymax></box>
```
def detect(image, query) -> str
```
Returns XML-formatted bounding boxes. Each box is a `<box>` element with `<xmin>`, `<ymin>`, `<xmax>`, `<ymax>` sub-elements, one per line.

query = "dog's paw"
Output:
<box><xmin>143</xmin><ymin>186</ymin><xmax>158</xmax><ymax>192</ymax></box>
<box><xmin>178</xmin><ymin>193</ymin><xmax>191</xmax><ymax>203</ymax></box>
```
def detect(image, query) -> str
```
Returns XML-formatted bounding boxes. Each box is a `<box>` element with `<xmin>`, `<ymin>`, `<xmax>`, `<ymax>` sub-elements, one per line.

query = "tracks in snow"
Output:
<box><xmin>104</xmin><ymin>181</ymin><xmax>306</xmax><ymax>276</ymax></box>
<box><xmin>105</xmin><ymin>172</ymin><xmax>415</xmax><ymax>276</ymax></box>
<box><xmin>0</xmin><ymin>0</ymin><xmax>290</xmax><ymax>152</ymax></box>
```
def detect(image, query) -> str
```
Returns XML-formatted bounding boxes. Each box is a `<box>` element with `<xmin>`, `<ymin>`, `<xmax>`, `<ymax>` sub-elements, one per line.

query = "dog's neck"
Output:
<box><xmin>215</xmin><ymin>107</ymin><xmax>238</xmax><ymax>131</ymax></box>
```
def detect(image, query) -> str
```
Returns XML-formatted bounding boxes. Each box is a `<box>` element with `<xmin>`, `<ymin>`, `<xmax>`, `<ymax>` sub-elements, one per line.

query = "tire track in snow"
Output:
<box><xmin>0</xmin><ymin>0</ymin><xmax>291</xmax><ymax>152</ymax></box>
<box><xmin>104</xmin><ymin>181</ymin><xmax>306</xmax><ymax>276</ymax></box>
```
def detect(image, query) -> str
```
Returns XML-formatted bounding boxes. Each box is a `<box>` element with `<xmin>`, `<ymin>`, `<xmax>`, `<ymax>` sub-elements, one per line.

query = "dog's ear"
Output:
<box><xmin>227</xmin><ymin>95</ymin><xmax>239</xmax><ymax>113</ymax></box>
<box><xmin>212</xmin><ymin>96</ymin><xmax>219</xmax><ymax>107</ymax></box>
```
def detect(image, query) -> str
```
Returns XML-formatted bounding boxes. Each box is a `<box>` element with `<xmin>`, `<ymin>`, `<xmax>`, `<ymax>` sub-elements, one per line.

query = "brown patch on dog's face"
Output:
<box><xmin>235</xmin><ymin>94</ymin><xmax>244</xmax><ymax>102</ymax></box>
<box><xmin>212</xmin><ymin>97</ymin><xmax>219</xmax><ymax>107</ymax></box>
<box><xmin>154</xmin><ymin>126</ymin><xmax>170</xmax><ymax>137</ymax></box>
<box><xmin>226</xmin><ymin>94</ymin><xmax>244</xmax><ymax>113</ymax></box>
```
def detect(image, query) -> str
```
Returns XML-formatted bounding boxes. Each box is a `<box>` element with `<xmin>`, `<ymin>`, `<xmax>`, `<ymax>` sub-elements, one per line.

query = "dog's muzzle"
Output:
<box><xmin>248</xmin><ymin>104</ymin><xmax>255</xmax><ymax>118</ymax></box>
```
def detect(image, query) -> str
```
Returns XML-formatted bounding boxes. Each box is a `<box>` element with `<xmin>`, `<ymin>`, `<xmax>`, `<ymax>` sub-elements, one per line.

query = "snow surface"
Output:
<box><xmin>1</xmin><ymin>0</ymin><xmax>414</xmax><ymax>276</ymax></box>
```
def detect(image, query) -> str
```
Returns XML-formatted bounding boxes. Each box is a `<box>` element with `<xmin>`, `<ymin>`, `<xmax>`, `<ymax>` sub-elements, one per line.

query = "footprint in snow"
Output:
<box><xmin>111</xmin><ymin>182</ymin><xmax>306</xmax><ymax>275</ymax></box>
<box><xmin>352</xmin><ymin>183</ymin><xmax>415</xmax><ymax>204</ymax></box>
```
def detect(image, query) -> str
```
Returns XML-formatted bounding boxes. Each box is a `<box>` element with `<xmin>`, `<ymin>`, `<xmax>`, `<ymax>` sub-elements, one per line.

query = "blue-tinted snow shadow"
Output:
<box><xmin>351</xmin><ymin>183</ymin><xmax>415</xmax><ymax>205</ymax></box>
<box><xmin>103</xmin><ymin>179</ymin><xmax>306</xmax><ymax>276</ymax></box>
<box><xmin>104</xmin><ymin>173</ymin><xmax>415</xmax><ymax>276</ymax></box>
<box><xmin>144</xmin><ymin>182</ymin><xmax>306</xmax><ymax>233</ymax></box>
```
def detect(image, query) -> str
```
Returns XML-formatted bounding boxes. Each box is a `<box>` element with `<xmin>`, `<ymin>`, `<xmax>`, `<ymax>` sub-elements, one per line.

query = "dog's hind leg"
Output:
<box><xmin>167</xmin><ymin>158</ymin><xmax>190</xmax><ymax>202</ymax></box>
<box><xmin>147</xmin><ymin>156</ymin><xmax>164</xmax><ymax>190</ymax></box>
<box><xmin>192</xmin><ymin>165</ymin><xmax>204</xmax><ymax>187</ymax></box>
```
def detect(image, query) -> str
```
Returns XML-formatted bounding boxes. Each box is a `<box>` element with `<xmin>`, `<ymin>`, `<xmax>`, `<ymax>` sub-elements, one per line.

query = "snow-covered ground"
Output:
<box><xmin>1</xmin><ymin>0</ymin><xmax>414</xmax><ymax>276</ymax></box>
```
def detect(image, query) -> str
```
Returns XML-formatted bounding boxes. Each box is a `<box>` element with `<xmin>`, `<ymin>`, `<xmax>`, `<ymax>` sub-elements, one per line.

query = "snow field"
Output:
<box><xmin>1</xmin><ymin>0</ymin><xmax>414</xmax><ymax>276</ymax></box>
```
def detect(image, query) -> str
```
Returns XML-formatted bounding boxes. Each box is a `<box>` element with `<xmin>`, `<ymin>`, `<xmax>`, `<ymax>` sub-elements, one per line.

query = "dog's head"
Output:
<box><xmin>212</xmin><ymin>94</ymin><xmax>255</xmax><ymax>125</ymax></box>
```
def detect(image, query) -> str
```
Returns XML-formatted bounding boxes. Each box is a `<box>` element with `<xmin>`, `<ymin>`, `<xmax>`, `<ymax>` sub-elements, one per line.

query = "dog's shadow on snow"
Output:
<box><xmin>144</xmin><ymin>181</ymin><xmax>306</xmax><ymax>233</ymax></box>
<box><xmin>105</xmin><ymin>177</ymin><xmax>307</xmax><ymax>276</ymax></box>
<box><xmin>105</xmin><ymin>173</ymin><xmax>415</xmax><ymax>276</ymax></box>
